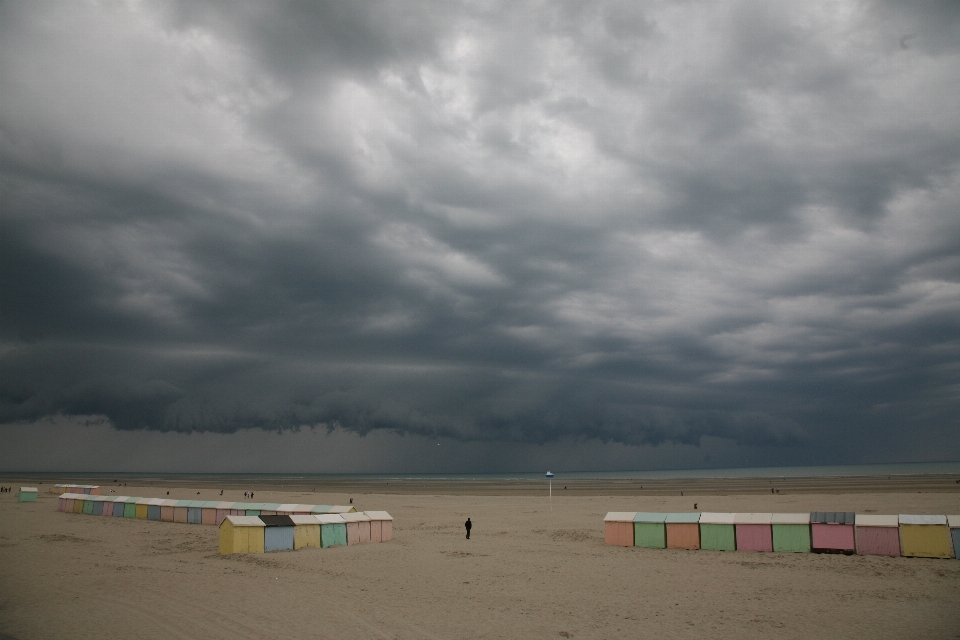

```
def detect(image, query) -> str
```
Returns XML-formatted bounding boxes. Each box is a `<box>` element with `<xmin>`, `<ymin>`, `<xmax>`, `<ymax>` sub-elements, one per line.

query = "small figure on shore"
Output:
<box><xmin>694</xmin><ymin>503</ymin><xmax>698</xmax><ymax>510</ymax></box>
<box><xmin>166</xmin><ymin>491</ymin><xmax>169</xmax><ymax>495</ymax></box>
<box><xmin>465</xmin><ymin>517</ymin><xmax>472</xmax><ymax>539</ymax></box>
<box><xmin>350</xmin><ymin>498</ymin><xmax>353</xmax><ymax>504</ymax></box>
<box><xmin>220</xmin><ymin>490</ymin><xmax>223</xmax><ymax>496</ymax></box>
<box><xmin>244</xmin><ymin>492</ymin><xmax>248</xmax><ymax>498</ymax></box>
<box><xmin>250</xmin><ymin>492</ymin><xmax>254</xmax><ymax>499</ymax></box>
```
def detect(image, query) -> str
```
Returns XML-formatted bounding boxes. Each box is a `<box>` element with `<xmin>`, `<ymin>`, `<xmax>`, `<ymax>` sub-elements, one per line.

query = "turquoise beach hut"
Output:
<box><xmin>316</xmin><ymin>514</ymin><xmax>348</xmax><ymax>547</ymax></box>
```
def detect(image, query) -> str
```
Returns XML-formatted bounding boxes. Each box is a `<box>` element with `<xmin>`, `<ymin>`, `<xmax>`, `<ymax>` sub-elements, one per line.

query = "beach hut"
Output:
<box><xmin>219</xmin><ymin>516</ymin><xmax>265</xmax><ymax>554</ymax></box>
<box><xmin>365</xmin><ymin>511</ymin><xmax>394</xmax><ymax>543</ymax></box>
<box><xmin>134</xmin><ymin>498</ymin><xmax>150</xmax><ymax>519</ymax></box>
<box><xmin>243</xmin><ymin>503</ymin><xmax>265</xmax><ymax>517</ymax></box>
<box><xmin>290</xmin><ymin>515</ymin><xmax>321</xmax><ymax>549</ymax></box>
<box><xmin>147</xmin><ymin>498</ymin><xmax>164</xmax><ymax>521</ymax></box>
<box><xmin>633</xmin><ymin>512</ymin><xmax>667</xmax><ymax>549</ymax></box>
<box><xmin>310</xmin><ymin>505</ymin><xmax>335</xmax><ymax>514</ymax></box>
<box><xmin>258</xmin><ymin>503</ymin><xmax>282</xmax><ymax>516</ymax></box>
<box><xmin>811</xmin><ymin>512</ymin><xmax>856</xmax><ymax>554</ymax></box>
<box><xmin>17</xmin><ymin>487</ymin><xmax>38</xmax><ymax>502</ymax></box>
<box><xmin>173</xmin><ymin>500</ymin><xmax>191</xmax><ymax>523</ymax></box>
<box><xmin>603</xmin><ymin>512</ymin><xmax>637</xmax><ymax>547</ymax></box>
<box><xmin>82</xmin><ymin>496</ymin><xmax>95</xmax><ymax>515</ymax></box>
<box><xmin>276</xmin><ymin>504</ymin><xmax>300</xmax><ymax>515</ymax></box>
<box><xmin>57</xmin><ymin>494</ymin><xmax>68</xmax><ymax>511</ymax></box>
<box><xmin>855</xmin><ymin>514</ymin><xmax>900</xmax><ymax>557</ymax></box>
<box><xmin>90</xmin><ymin>496</ymin><xmax>105</xmax><ymax>516</ymax></box>
<box><xmin>73</xmin><ymin>494</ymin><xmax>86</xmax><ymax>514</ymax></box>
<box><xmin>734</xmin><ymin>513</ymin><xmax>773</xmax><ymax>552</ymax></box>
<box><xmin>699</xmin><ymin>513</ymin><xmax>737</xmax><ymax>551</ymax></box>
<box><xmin>112</xmin><ymin>497</ymin><xmax>129</xmax><ymax>517</ymax></box>
<box><xmin>665</xmin><ymin>513</ymin><xmax>701</xmax><ymax>550</ymax></box>
<box><xmin>771</xmin><ymin>513</ymin><xmax>811</xmax><ymax>553</ymax></box>
<box><xmin>215</xmin><ymin>502</ymin><xmax>236</xmax><ymax>525</ymax></box>
<box><xmin>122</xmin><ymin>498</ymin><xmax>138</xmax><ymax>518</ymax></box>
<box><xmin>324</xmin><ymin>505</ymin><xmax>357</xmax><ymax>514</ymax></box>
<box><xmin>899</xmin><ymin>515</ymin><xmax>953</xmax><ymax>558</ymax></box>
<box><xmin>948</xmin><ymin>516</ymin><xmax>960</xmax><ymax>559</ymax></box>
<box><xmin>200</xmin><ymin>501</ymin><xmax>220</xmax><ymax>525</ymax></box>
<box><xmin>342</xmin><ymin>512</ymin><xmax>372</xmax><ymax>545</ymax></box>
<box><xmin>101</xmin><ymin>497</ymin><xmax>115</xmax><ymax>517</ymax></box>
<box><xmin>187</xmin><ymin>501</ymin><xmax>204</xmax><ymax>524</ymax></box>
<box><xmin>260</xmin><ymin>515</ymin><xmax>296</xmax><ymax>552</ymax></box>
<box><xmin>159</xmin><ymin>499</ymin><xmax>176</xmax><ymax>522</ymax></box>
<box><xmin>316</xmin><ymin>514</ymin><xmax>348</xmax><ymax>548</ymax></box>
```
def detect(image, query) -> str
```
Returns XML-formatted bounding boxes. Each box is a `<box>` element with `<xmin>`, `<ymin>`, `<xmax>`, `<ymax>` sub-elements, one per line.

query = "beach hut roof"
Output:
<box><xmin>259</xmin><ymin>515</ymin><xmax>295</xmax><ymax>527</ymax></box>
<box><xmin>314</xmin><ymin>514</ymin><xmax>346</xmax><ymax>524</ymax></box>
<box><xmin>770</xmin><ymin>513</ymin><xmax>810</xmax><ymax>524</ymax></box>
<box><xmin>291</xmin><ymin>504</ymin><xmax>316</xmax><ymax>512</ymax></box>
<box><xmin>113</xmin><ymin>496</ymin><xmax>131</xmax><ymax>502</ymax></box>
<box><xmin>603</xmin><ymin>512</ymin><xmax>637</xmax><ymax>522</ymax></box>
<box><xmin>135</xmin><ymin>497</ymin><xmax>152</xmax><ymax>504</ymax></box>
<box><xmin>215</xmin><ymin>502</ymin><xmax>236</xmax><ymax>509</ymax></box>
<box><xmin>947</xmin><ymin>515</ymin><xmax>960</xmax><ymax>528</ymax></box>
<box><xmin>276</xmin><ymin>504</ymin><xmax>300</xmax><ymax>512</ymax></box>
<box><xmin>633</xmin><ymin>512</ymin><xmax>668</xmax><ymax>523</ymax></box>
<box><xmin>899</xmin><ymin>514</ymin><xmax>947</xmax><ymax>526</ymax></box>
<box><xmin>161</xmin><ymin>499</ymin><xmax>179</xmax><ymax>506</ymax></box>
<box><xmin>61</xmin><ymin>492</ymin><xmax>83</xmax><ymax>499</ymax></box>
<box><xmin>243</xmin><ymin>503</ymin><xmax>267</xmax><ymax>510</ymax></box>
<box><xmin>148</xmin><ymin>498</ymin><xmax>165</xmax><ymax>506</ymax></box>
<box><xmin>289</xmin><ymin>515</ymin><xmax>319</xmax><ymax>525</ymax></box>
<box><xmin>310</xmin><ymin>505</ymin><xmax>335</xmax><ymax>513</ymax></box>
<box><xmin>664</xmin><ymin>512</ymin><xmax>700</xmax><ymax>524</ymax></box>
<box><xmin>698</xmin><ymin>512</ymin><xmax>736</xmax><ymax>524</ymax></box>
<box><xmin>734</xmin><ymin>513</ymin><xmax>773</xmax><ymax>524</ymax></box>
<box><xmin>855</xmin><ymin>514</ymin><xmax>898</xmax><ymax>527</ymax></box>
<box><xmin>174</xmin><ymin>499</ymin><xmax>193</xmax><ymax>507</ymax></box>
<box><xmin>328</xmin><ymin>505</ymin><xmax>356</xmax><ymax>513</ymax></box>
<box><xmin>260</xmin><ymin>503</ymin><xmax>282</xmax><ymax>511</ymax></box>
<box><xmin>201</xmin><ymin>501</ymin><xmax>222</xmax><ymax>508</ymax></box>
<box><xmin>222</xmin><ymin>515</ymin><xmax>264</xmax><ymax>528</ymax></box>
<box><xmin>341</xmin><ymin>512</ymin><xmax>371</xmax><ymax>522</ymax></box>
<box><xmin>364</xmin><ymin>511</ymin><xmax>394</xmax><ymax>521</ymax></box>
<box><xmin>811</xmin><ymin>512</ymin><xmax>855</xmax><ymax>524</ymax></box>
<box><xmin>20</xmin><ymin>487</ymin><xmax>38</xmax><ymax>492</ymax></box>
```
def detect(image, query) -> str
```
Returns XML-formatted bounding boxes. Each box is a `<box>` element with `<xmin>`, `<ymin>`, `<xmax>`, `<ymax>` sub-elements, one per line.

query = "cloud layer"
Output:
<box><xmin>2</xmin><ymin>1</ymin><xmax>959</xmax><ymax>468</ymax></box>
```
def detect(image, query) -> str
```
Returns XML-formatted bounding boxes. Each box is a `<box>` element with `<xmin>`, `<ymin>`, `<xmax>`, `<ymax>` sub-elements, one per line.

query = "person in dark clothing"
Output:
<box><xmin>465</xmin><ymin>517</ymin><xmax>472</xmax><ymax>539</ymax></box>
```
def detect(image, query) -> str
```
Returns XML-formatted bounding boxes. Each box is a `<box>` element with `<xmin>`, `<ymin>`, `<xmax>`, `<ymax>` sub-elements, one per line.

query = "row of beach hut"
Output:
<box><xmin>219</xmin><ymin>512</ymin><xmax>393</xmax><ymax>554</ymax></box>
<box><xmin>51</xmin><ymin>484</ymin><xmax>101</xmax><ymax>495</ymax></box>
<box><xmin>56</xmin><ymin>493</ymin><xmax>356</xmax><ymax>526</ymax></box>
<box><xmin>604</xmin><ymin>512</ymin><xmax>960</xmax><ymax>559</ymax></box>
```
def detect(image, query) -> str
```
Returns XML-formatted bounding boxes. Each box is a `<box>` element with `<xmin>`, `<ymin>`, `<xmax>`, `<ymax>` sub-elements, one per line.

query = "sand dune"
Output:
<box><xmin>1</xmin><ymin>482</ymin><xmax>959</xmax><ymax>639</ymax></box>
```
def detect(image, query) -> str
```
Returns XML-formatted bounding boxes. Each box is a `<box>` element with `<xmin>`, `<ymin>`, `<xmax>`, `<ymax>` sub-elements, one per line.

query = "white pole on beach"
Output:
<box><xmin>546</xmin><ymin>471</ymin><xmax>554</xmax><ymax>510</ymax></box>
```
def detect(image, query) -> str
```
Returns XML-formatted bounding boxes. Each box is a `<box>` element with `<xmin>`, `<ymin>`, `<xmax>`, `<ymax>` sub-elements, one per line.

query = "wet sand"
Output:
<box><xmin>1</xmin><ymin>478</ymin><xmax>959</xmax><ymax>639</ymax></box>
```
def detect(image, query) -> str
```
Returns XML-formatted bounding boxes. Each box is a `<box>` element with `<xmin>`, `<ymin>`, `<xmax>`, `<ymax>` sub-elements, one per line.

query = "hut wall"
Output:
<box><xmin>72</xmin><ymin>499</ymin><xmax>83</xmax><ymax>514</ymax></box>
<box><xmin>124</xmin><ymin>503</ymin><xmax>137</xmax><ymax>518</ymax></box>
<box><xmin>187</xmin><ymin>508</ymin><xmax>203</xmax><ymax>524</ymax></box>
<box><xmin>216</xmin><ymin>510</ymin><xmax>230</xmax><ymax>526</ymax></box>
<box><xmin>18</xmin><ymin>491</ymin><xmax>38</xmax><ymax>503</ymax></box>
<box><xmin>951</xmin><ymin>529</ymin><xmax>959</xmax><ymax>559</ymax></box>
<box><xmin>173</xmin><ymin>507</ymin><xmax>188</xmax><ymax>523</ymax></box>
<box><xmin>293</xmin><ymin>525</ymin><xmax>320</xmax><ymax>549</ymax></box>
<box><xmin>666</xmin><ymin>523</ymin><xmax>700</xmax><ymax>550</ymax></box>
<box><xmin>633</xmin><ymin>523</ymin><xmax>666</xmax><ymax>548</ymax></box>
<box><xmin>82</xmin><ymin>500</ymin><xmax>94</xmax><ymax>515</ymax></box>
<box><xmin>264</xmin><ymin>527</ymin><xmax>295</xmax><ymax>552</ymax></box>
<box><xmin>856</xmin><ymin>527</ymin><xmax>900</xmax><ymax>557</ymax></box>
<box><xmin>604</xmin><ymin>522</ymin><xmax>634</xmax><ymax>547</ymax></box>
<box><xmin>811</xmin><ymin>524</ymin><xmax>855</xmax><ymax>553</ymax></box>
<box><xmin>700</xmin><ymin>524</ymin><xmax>736</xmax><ymax>551</ymax></box>
<box><xmin>102</xmin><ymin>501</ymin><xmax>114</xmax><ymax>517</ymax></box>
<box><xmin>358</xmin><ymin>521</ymin><xmax>371</xmax><ymax>544</ymax></box>
<box><xmin>90</xmin><ymin>487</ymin><xmax>102</xmax><ymax>495</ymax></box>
<box><xmin>201</xmin><ymin>509</ymin><xmax>217</xmax><ymax>526</ymax></box>
<box><xmin>736</xmin><ymin>524</ymin><xmax>773</xmax><ymax>552</ymax></box>
<box><xmin>772</xmin><ymin>525</ymin><xmax>811</xmax><ymax>553</ymax></box>
<box><xmin>321</xmin><ymin>523</ymin><xmax>348</xmax><ymax>548</ymax></box>
<box><xmin>259</xmin><ymin>511</ymin><xmax>277</xmax><ymax>516</ymax></box>
<box><xmin>57</xmin><ymin>497</ymin><xmax>66</xmax><ymax>512</ymax></box>
<box><xmin>381</xmin><ymin>520</ymin><xmax>393</xmax><ymax>542</ymax></box>
<box><xmin>900</xmin><ymin>525</ymin><xmax>953</xmax><ymax>558</ymax></box>
<box><xmin>245</xmin><ymin>510</ymin><xmax>261</xmax><ymax>517</ymax></box>
<box><xmin>346</xmin><ymin>522</ymin><xmax>360</xmax><ymax>545</ymax></box>
<box><xmin>157</xmin><ymin>505</ymin><xmax>172</xmax><ymax>521</ymax></box>
<box><xmin>113</xmin><ymin>502</ymin><xmax>127</xmax><ymax>517</ymax></box>
<box><xmin>92</xmin><ymin>501</ymin><xmax>104</xmax><ymax>516</ymax></box>
<box><xmin>369</xmin><ymin>520</ymin><xmax>382</xmax><ymax>543</ymax></box>
<box><xmin>147</xmin><ymin>506</ymin><xmax>161</xmax><ymax>520</ymax></box>
<box><xmin>135</xmin><ymin>504</ymin><xmax>148</xmax><ymax>519</ymax></box>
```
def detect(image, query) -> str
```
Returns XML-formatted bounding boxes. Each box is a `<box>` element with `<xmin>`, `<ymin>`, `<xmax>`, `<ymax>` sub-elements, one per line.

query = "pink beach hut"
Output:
<box><xmin>275</xmin><ymin>504</ymin><xmax>302</xmax><ymax>515</ymax></box>
<box><xmin>342</xmin><ymin>512</ymin><xmax>372</xmax><ymax>545</ymax></box>
<box><xmin>101</xmin><ymin>497</ymin><xmax>115</xmax><ymax>517</ymax></box>
<box><xmin>811</xmin><ymin>512</ymin><xmax>856</xmax><ymax>554</ymax></box>
<box><xmin>855</xmin><ymin>514</ymin><xmax>900</xmax><ymax>557</ymax></box>
<box><xmin>173</xmin><ymin>500</ymin><xmax>191</xmax><ymax>523</ymax></box>
<box><xmin>200</xmin><ymin>502</ymin><xmax>220</xmax><ymax>525</ymax></box>
<box><xmin>365</xmin><ymin>511</ymin><xmax>394</xmax><ymax>543</ymax></box>
<box><xmin>160</xmin><ymin>499</ymin><xmax>176</xmax><ymax>522</ymax></box>
<box><xmin>604</xmin><ymin>512</ymin><xmax>638</xmax><ymax>547</ymax></box>
<box><xmin>215</xmin><ymin>502</ymin><xmax>237</xmax><ymax>525</ymax></box>
<box><xmin>734</xmin><ymin>513</ymin><xmax>773</xmax><ymax>552</ymax></box>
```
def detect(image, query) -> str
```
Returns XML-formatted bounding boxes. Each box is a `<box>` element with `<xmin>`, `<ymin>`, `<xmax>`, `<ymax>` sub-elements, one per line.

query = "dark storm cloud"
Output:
<box><xmin>1</xmin><ymin>0</ymin><xmax>959</xmax><ymax>466</ymax></box>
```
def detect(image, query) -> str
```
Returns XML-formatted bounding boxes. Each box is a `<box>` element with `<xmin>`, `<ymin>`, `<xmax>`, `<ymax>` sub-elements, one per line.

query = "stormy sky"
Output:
<box><xmin>2</xmin><ymin>1</ymin><xmax>959</xmax><ymax>473</ymax></box>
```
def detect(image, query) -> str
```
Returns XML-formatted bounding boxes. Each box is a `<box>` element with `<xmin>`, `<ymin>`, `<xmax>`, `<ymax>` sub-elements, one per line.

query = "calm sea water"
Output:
<box><xmin>14</xmin><ymin>461</ymin><xmax>960</xmax><ymax>482</ymax></box>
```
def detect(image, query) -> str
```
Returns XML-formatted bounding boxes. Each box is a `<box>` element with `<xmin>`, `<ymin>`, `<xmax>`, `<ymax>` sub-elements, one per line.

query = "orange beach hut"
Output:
<box><xmin>342</xmin><ymin>512</ymin><xmax>372</xmax><ymax>545</ymax></box>
<box><xmin>665</xmin><ymin>513</ymin><xmax>701</xmax><ymax>550</ymax></box>
<box><xmin>604</xmin><ymin>512</ymin><xmax>637</xmax><ymax>546</ymax></box>
<box><xmin>365</xmin><ymin>511</ymin><xmax>394</xmax><ymax>542</ymax></box>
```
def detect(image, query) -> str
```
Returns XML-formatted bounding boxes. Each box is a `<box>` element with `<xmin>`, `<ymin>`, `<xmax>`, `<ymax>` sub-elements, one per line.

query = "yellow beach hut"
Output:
<box><xmin>219</xmin><ymin>516</ymin><xmax>265</xmax><ymax>554</ymax></box>
<box><xmin>290</xmin><ymin>515</ymin><xmax>321</xmax><ymax>549</ymax></box>
<box><xmin>899</xmin><ymin>515</ymin><xmax>953</xmax><ymax>558</ymax></box>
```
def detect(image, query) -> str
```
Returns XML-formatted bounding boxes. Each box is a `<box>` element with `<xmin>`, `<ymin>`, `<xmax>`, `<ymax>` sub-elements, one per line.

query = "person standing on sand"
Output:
<box><xmin>465</xmin><ymin>517</ymin><xmax>472</xmax><ymax>539</ymax></box>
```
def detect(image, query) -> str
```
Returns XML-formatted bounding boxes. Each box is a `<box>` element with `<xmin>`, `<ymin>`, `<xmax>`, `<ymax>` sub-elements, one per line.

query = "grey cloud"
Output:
<box><xmin>1</xmin><ymin>1</ymin><xmax>959</xmax><ymax>469</ymax></box>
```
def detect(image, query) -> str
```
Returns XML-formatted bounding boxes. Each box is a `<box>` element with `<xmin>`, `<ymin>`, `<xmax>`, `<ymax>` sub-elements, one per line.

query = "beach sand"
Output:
<box><xmin>1</xmin><ymin>480</ymin><xmax>959</xmax><ymax>639</ymax></box>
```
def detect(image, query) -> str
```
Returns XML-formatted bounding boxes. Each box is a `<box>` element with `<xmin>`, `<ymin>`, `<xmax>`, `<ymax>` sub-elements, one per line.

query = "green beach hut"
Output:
<box><xmin>633</xmin><ymin>512</ymin><xmax>667</xmax><ymax>548</ymax></box>
<box><xmin>699</xmin><ymin>512</ymin><xmax>737</xmax><ymax>551</ymax></box>
<box><xmin>771</xmin><ymin>513</ymin><xmax>811</xmax><ymax>553</ymax></box>
<box><xmin>316</xmin><ymin>514</ymin><xmax>348</xmax><ymax>548</ymax></box>
<box><xmin>17</xmin><ymin>487</ymin><xmax>38</xmax><ymax>502</ymax></box>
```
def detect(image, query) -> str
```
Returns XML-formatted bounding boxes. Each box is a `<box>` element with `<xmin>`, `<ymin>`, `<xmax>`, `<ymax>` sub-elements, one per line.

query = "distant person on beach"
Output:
<box><xmin>244</xmin><ymin>492</ymin><xmax>248</xmax><ymax>498</ymax></box>
<box><xmin>465</xmin><ymin>517</ymin><xmax>472</xmax><ymax>539</ymax></box>
<box><xmin>220</xmin><ymin>490</ymin><xmax>223</xmax><ymax>496</ymax></box>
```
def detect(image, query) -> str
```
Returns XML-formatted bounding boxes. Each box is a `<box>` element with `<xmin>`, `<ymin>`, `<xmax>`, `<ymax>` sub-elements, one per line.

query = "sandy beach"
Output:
<box><xmin>1</xmin><ymin>478</ymin><xmax>959</xmax><ymax>639</ymax></box>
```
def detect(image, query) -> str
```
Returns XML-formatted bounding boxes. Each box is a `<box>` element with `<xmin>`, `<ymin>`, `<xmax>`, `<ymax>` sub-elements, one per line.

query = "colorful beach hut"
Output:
<box><xmin>159</xmin><ymin>499</ymin><xmax>176</xmax><ymax>522</ymax></box>
<box><xmin>101</xmin><ymin>497</ymin><xmax>115</xmax><ymax>517</ymax></box>
<box><xmin>665</xmin><ymin>513</ymin><xmax>700</xmax><ymax>550</ymax></box>
<box><xmin>310</xmin><ymin>505</ymin><xmax>334</xmax><ymax>514</ymax></box>
<box><xmin>187</xmin><ymin>501</ymin><xmax>204</xmax><ymax>524</ymax></box>
<box><xmin>699</xmin><ymin>513</ymin><xmax>737</xmax><ymax>551</ymax></box>
<box><xmin>135</xmin><ymin>497</ymin><xmax>151</xmax><ymax>519</ymax></box>
<box><xmin>948</xmin><ymin>516</ymin><xmax>959</xmax><ymax>559</ymax></box>
<box><xmin>146</xmin><ymin>498</ymin><xmax>163</xmax><ymax>521</ymax></box>
<box><xmin>633</xmin><ymin>512</ymin><xmax>667</xmax><ymax>549</ymax></box>
<box><xmin>173</xmin><ymin>500</ymin><xmax>190</xmax><ymax>523</ymax></box>
<box><xmin>316</xmin><ymin>514</ymin><xmax>348</xmax><ymax>548</ymax></box>
<box><xmin>17</xmin><ymin>487</ymin><xmax>38</xmax><ymax>502</ymax></box>
<box><xmin>342</xmin><ymin>512</ymin><xmax>372</xmax><ymax>545</ymax></box>
<box><xmin>734</xmin><ymin>513</ymin><xmax>773</xmax><ymax>552</ymax></box>
<box><xmin>215</xmin><ymin>502</ymin><xmax>236</xmax><ymax>525</ymax></box>
<box><xmin>771</xmin><ymin>513</ymin><xmax>811</xmax><ymax>553</ymax></box>
<box><xmin>200</xmin><ymin>501</ymin><xmax>220</xmax><ymax>525</ymax></box>
<box><xmin>243</xmin><ymin>503</ymin><xmax>266</xmax><ymax>517</ymax></box>
<box><xmin>219</xmin><ymin>516</ymin><xmax>265</xmax><ymax>554</ymax></box>
<box><xmin>899</xmin><ymin>515</ymin><xmax>953</xmax><ymax>558</ymax></box>
<box><xmin>290</xmin><ymin>515</ymin><xmax>321</xmax><ymax>549</ymax></box>
<box><xmin>82</xmin><ymin>496</ymin><xmax>95</xmax><ymax>515</ymax></box>
<box><xmin>90</xmin><ymin>496</ymin><xmax>105</xmax><ymax>516</ymax></box>
<box><xmin>811</xmin><ymin>512</ymin><xmax>855</xmax><ymax>554</ymax></box>
<box><xmin>854</xmin><ymin>514</ymin><xmax>900</xmax><ymax>557</ymax></box>
<box><xmin>365</xmin><ymin>511</ymin><xmax>394</xmax><ymax>543</ymax></box>
<box><xmin>328</xmin><ymin>505</ymin><xmax>357</xmax><ymax>514</ymax></box>
<box><xmin>113</xmin><ymin>497</ymin><xmax>130</xmax><ymax>518</ymax></box>
<box><xmin>603</xmin><ymin>512</ymin><xmax>637</xmax><ymax>547</ymax></box>
<box><xmin>260</xmin><ymin>515</ymin><xmax>296</xmax><ymax>552</ymax></box>
<box><xmin>258</xmin><ymin>503</ymin><xmax>282</xmax><ymax>517</ymax></box>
